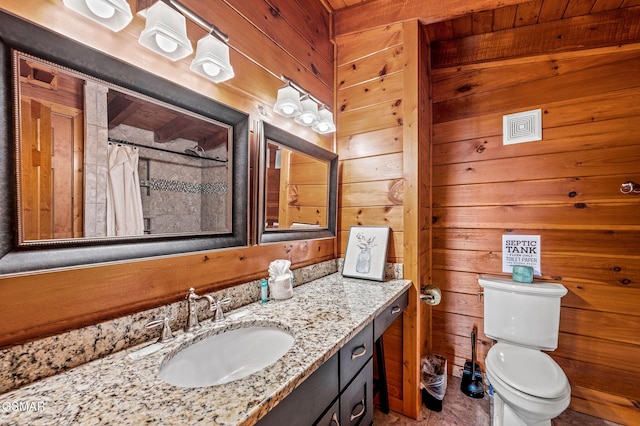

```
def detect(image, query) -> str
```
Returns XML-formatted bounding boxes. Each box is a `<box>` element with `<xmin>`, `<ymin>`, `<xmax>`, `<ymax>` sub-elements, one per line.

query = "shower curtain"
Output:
<box><xmin>107</xmin><ymin>143</ymin><xmax>144</xmax><ymax>237</ymax></box>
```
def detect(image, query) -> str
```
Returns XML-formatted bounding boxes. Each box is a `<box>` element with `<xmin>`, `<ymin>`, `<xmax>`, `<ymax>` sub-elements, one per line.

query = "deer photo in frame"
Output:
<box><xmin>342</xmin><ymin>226</ymin><xmax>390</xmax><ymax>281</ymax></box>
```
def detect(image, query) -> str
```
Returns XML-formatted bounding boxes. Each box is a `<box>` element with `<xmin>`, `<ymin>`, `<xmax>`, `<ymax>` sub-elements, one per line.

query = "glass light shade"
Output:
<box><xmin>138</xmin><ymin>1</ymin><xmax>193</xmax><ymax>61</ymax></box>
<box><xmin>294</xmin><ymin>96</ymin><xmax>320</xmax><ymax>126</ymax></box>
<box><xmin>273</xmin><ymin>85</ymin><xmax>302</xmax><ymax>118</ymax></box>
<box><xmin>63</xmin><ymin>0</ymin><xmax>133</xmax><ymax>31</ymax></box>
<box><xmin>312</xmin><ymin>107</ymin><xmax>336</xmax><ymax>134</ymax></box>
<box><xmin>190</xmin><ymin>34</ymin><xmax>235</xmax><ymax>83</ymax></box>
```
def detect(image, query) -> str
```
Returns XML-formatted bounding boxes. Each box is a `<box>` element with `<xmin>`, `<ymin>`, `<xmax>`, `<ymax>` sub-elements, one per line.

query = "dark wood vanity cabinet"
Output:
<box><xmin>258</xmin><ymin>290</ymin><xmax>408</xmax><ymax>426</ymax></box>
<box><xmin>258</xmin><ymin>324</ymin><xmax>373</xmax><ymax>426</ymax></box>
<box><xmin>338</xmin><ymin>358</ymin><xmax>373</xmax><ymax>426</ymax></box>
<box><xmin>258</xmin><ymin>354</ymin><xmax>340</xmax><ymax>426</ymax></box>
<box><xmin>333</xmin><ymin>322</ymin><xmax>374</xmax><ymax>426</ymax></box>
<box><xmin>374</xmin><ymin>290</ymin><xmax>408</xmax><ymax>341</ymax></box>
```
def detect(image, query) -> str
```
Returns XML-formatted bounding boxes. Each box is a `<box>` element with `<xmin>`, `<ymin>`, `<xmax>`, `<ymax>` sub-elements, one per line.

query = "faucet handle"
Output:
<box><xmin>186</xmin><ymin>287</ymin><xmax>198</xmax><ymax>300</ymax></box>
<box><xmin>212</xmin><ymin>298</ymin><xmax>231</xmax><ymax>321</ymax></box>
<box><xmin>145</xmin><ymin>317</ymin><xmax>175</xmax><ymax>343</ymax></box>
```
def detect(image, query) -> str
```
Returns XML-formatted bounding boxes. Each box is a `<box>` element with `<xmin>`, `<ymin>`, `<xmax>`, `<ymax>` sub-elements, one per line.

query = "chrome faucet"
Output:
<box><xmin>212</xmin><ymin>297</ymin><xmax>231</xmax><ymax>321</ymax></box>
<box><xmin>185</xmin><ymin>287</ymin><xmax>215</xmax><ymax>332</ymax></box>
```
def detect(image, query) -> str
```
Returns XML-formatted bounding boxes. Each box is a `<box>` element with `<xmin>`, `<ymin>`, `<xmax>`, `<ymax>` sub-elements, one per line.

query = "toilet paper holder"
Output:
<box><xmin>420</xmin><ymin>284</ymin><xmax>442</xmax><ymax>306</ymax></box>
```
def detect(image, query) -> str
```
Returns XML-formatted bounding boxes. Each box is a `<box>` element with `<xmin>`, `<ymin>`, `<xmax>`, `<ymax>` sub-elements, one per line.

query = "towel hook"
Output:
<box><xmin>620</xmin><ymin>181</ymin><xmax>640</xmax><ymax>195</ymax></box>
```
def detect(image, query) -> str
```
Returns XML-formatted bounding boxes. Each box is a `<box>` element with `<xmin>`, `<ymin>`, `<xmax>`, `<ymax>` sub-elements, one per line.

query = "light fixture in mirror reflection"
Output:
<box><xmin>15</xmin><ymin>52</ymin><xmax>233</xmax><ymax>244</ymax></box>
<box><xmin>264</xmin><ymin>141</ymin><xmax>329</xmax><ymax>230</ymax></box>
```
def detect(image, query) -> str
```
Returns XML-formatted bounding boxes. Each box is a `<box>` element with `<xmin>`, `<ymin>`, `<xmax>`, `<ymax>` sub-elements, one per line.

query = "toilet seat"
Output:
<box><xmin>486</xmin><ymin>343</ymin><xmax>568</xmax><ymax>399</ymax></box>
<box><xmin>487</xmin><ymin>365</ymin><xmax>571</xmax><ymax>425</ymax></box>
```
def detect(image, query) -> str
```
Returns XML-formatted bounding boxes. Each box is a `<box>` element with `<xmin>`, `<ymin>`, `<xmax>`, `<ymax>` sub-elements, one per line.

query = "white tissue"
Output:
<box><xmin>268</xmin><ymin>259</ymin><xmax>291</xmax><ymax>278</ymax></box>
<box><xmin>268</xmin><ymin>259</ymin><xmax>293</xmax><ymax>300</ymax></box>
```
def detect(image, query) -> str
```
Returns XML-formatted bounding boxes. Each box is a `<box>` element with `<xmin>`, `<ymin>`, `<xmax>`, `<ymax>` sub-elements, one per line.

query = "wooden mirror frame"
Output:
<box><xmin>257</xmin><ymin>121</ymin><xmax>337</xmax><ymax>244</ymax></box>
<box><xmin>0</xmin><ymin>11</ymin><xmax>249</xmax><ymax>274</ymax></box>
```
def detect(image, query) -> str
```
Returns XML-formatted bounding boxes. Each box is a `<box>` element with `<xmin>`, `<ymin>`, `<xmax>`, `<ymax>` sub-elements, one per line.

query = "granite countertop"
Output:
<box><xmin>1</xmin><ymin>273</ymin><xmax>411</xmax><ymax>425</ymax></box>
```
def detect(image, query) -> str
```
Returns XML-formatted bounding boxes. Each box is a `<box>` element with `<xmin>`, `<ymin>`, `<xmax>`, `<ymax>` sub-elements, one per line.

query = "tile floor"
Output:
<box><xmin>373</xmin><ymin>375</ymin><xmax>623</xmax><ymax>426</ymax></box>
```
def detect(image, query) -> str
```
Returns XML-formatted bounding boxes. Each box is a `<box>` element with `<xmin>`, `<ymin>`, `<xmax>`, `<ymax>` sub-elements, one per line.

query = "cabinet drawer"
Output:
<box><xmin>374</xmin><ymin>290</ymin><xmax>408</xmax><ymax>340</ymax></box>
<box><xmin>258</xmin><ymin>353</ymin><xmax>339</xmax><ymax>426</ymax></box>
<box><xmin>339</xmin><ymin>322</ymin><xmax>373</xmax><ymax>391</ymax></box>
<box><xmin>314</xmin><ymin>398</ymin><xmax>339</xmax><ymax>426</ymax></box>
<box><xmin>340</xmin><ymin>357</ymin><xmax>373</xmax><ymax>426</ymax></box>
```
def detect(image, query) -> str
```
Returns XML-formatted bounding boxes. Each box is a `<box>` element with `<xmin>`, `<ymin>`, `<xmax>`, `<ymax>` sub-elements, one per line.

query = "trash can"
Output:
<box><xmin>420</xmin><ymin>354</ymin><xmax>447</xmax><ymax>412</ymax></box>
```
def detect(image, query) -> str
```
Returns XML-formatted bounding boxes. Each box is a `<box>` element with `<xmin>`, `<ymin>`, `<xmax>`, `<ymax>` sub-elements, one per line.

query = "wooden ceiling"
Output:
<box><xmin>107</xmin><ymin>91</ymin><xmax>228</xmax><ymax>148</ymax></box>
<box><xmin>425</xmin><ymin>0</ymin><xmax>640</xmax><ymax>43</ymax></box>
<box><xmin>324</xmin><ymin>0</ymin><xmax>640</xmax><ymax>42</ymax></box>
<box><xmin>321</xmin><ymin>0</ymin><xmax>367</xmax><ymax>11</ymax></box>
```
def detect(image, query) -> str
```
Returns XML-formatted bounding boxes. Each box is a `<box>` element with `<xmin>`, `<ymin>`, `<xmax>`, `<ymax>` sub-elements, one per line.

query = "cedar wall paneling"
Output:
<box><xmin>336</xmin><ymin>24</ymin><xmax>406</xmax><ymax>414</ymax></box>
<box><xmin>336</xmin><ymin>21</ymin><xmax>429</xmax><ymax>418</ymax></box>
<box><xmin>431</xmin><ymin>44</ymin><xmax>640</xmax><ymax>424</ymax></box>
<box><xmin>332</xmin><ymin>0</ymin><xmax>531</xmax><ymax>36</ymax></box>
<box><xmin>0</xmin><ymin>0</ymin><xmax>334</xmax><ymax>347</ymax></box>
<box><xmin>281</xmin><ymin>151</ymin><xmax>329</xmax><ymax>227</ymax></box>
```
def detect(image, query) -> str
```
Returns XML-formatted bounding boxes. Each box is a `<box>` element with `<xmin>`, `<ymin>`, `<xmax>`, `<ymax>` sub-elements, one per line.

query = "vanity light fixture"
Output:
<box><xmin>138</xmin><ymin>0</ymin><xmax>193</xmax><ymax>61</ymax></box>
<box><xmin>63</xmin><ymin>0</ymin><xmax>133</xmax><ymax>31</ymax></box>
<box><xmin>312</xmin><ymin>106</ymin><xmax>336</xmax><ymax>134</ymax></box>
<box><xmin>65</xmin><ymin>0</ymin><xmax>235</xmax><ymax>82</ymax></box>
<box><xmin>190</xmin><ymin>32</ymin><xmax>234</xmax><ymax>83</ymax></box>
<box><xmin>275</xmin><ymin>75</ymin><xmax>335</xmax><ymax>133</ymax></box>
<box><xmin>294</xmin><ymin>95</ymin><xmax>320</xmax><ymax>126</ymax></box>
<box><xmin>274</xmin><ymin>84</ymin><xmax>303</xmax><ymax>118</ymax></box>
<box><xmin>161</xmin><ymin>0</ymin><xmax>235</xmax><ymax>83</ymax></box>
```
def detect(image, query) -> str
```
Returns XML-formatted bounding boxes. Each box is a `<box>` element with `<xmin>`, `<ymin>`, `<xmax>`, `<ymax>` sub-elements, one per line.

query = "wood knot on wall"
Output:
<box><xmin>287</xmin><ymin>185</ymin><xmax>299</xmax><ymax>206</ymax></box>
<box><xmin>388</xmin><ymin>179</ymin><xmax>404</xmax><ymax>205</ymax></box>
<box><xmin>269</xmin><ymin>6</ymin><xmax>280</xmax><ymax>17</ymax></box>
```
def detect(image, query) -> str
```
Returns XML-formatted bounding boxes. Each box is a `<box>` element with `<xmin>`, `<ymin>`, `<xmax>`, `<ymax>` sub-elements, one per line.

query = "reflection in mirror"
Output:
<box><xmin>258</xmin><ymin>121</ymin><xmax>337</xmax><ymax>244</ymax></box>
<box><xmin>16</xmin><ymin>52</ymin><xmax>232</xmax><ymax>243</ymax></box>
<box><xmin>264</xmin><ymin>141</ymin><xmax>328</xmax><ymax>230</ymax></box>
<box><xmin>0</xmin><ymin>10</ymin><xmax>248</xmax><ymax>274</ymax></box>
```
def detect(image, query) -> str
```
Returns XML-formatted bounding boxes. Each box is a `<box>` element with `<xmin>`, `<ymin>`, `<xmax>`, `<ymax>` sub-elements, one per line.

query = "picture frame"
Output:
<box><xmin>342</xmin><ymin>226</ymin><xmax>390</xmax><ymax>281</ymax></box>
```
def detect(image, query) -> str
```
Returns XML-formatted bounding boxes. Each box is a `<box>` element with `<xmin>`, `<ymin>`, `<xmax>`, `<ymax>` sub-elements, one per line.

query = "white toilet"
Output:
<box><xmin>478</xmin><ymin>275</ymin><xmax>571</xmax><ymax>426</ymax></box>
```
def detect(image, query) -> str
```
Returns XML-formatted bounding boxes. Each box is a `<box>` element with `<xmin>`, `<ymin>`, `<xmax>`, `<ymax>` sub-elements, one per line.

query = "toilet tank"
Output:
<box><xmin>478</xmin><ymin>275</ymin><xmax>568</xmax><ymax>350</ymax></box>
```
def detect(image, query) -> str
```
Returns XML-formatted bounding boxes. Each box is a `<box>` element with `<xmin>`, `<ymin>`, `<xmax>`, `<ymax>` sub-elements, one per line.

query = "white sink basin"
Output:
<box><xmin>159</xmin><ymin>326</ymin><xmax>294</xmax><ymax>388</ymax></box>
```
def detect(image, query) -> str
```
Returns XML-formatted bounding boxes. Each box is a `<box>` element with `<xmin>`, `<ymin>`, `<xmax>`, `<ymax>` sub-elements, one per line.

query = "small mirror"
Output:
<box><xmin>258</xmin><ymin>121</ymin><xmax>337</xmax><ymax>243</ymax></box>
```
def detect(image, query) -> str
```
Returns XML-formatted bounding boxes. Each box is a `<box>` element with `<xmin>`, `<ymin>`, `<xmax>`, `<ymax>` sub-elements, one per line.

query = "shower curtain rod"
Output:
<box><xmin>107</xmin><ymin>137</ymin><xmax>227</xmax><ymax>163</ymax></box>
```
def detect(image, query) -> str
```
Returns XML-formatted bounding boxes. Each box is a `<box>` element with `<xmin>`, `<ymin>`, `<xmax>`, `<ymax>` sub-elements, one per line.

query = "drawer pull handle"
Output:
<box><xmin>391</xmin><ymin>306</ymin><xmax>401</xmax><ymax>314</ymax></box>
<box><xmin>330</xmin><ymin>412</ymin><xmax>340</xmax><ymax>426</ymax></box>
<box><xmin>351</xmin><ymin>344</ymin><xmax>367</xmax><ymax>359</ymax></box>
<box><xmin>350</xmin><ymin>399</ymin><xmax>366</xmax><ymax>421</ymax></box>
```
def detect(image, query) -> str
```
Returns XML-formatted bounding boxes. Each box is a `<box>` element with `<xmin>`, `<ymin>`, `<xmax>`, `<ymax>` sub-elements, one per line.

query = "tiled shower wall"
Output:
<box><xmin>83</xmin><ymin>80</ymin><xmax>109</xmax><ymax>238</ymax></box>
<box><xmin>82</xmin><ymin>81</ymin><xmax>230</xmax><ymax>236</ymax></box>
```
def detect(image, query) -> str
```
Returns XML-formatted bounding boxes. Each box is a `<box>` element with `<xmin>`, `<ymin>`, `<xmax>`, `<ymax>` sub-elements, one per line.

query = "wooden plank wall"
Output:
<box><xmin>283</xmin><ymin>151</ymin><xmax>328</xmax><ymax>227</ymax></box>
<box><xmin>265</xmin><ymin>143</ymin><xmax>281</xmax><ymax>227</ymax></box>
<box><xmin>0</xmin><ymin>0</ymin><xmax>335</xmax><ymax>347</ymax></box>
<box><xmin>430</xmin><ymin>44</ymin><xmax>640</xmax><ymax>424</ymax></box>
<box><xmin>402</xmin><ymin>22</ymin><xmax>432</xmax><ymax>419</ymax></box>
<box><xmin>19</xmin><ymin>67</ymin><xmax>85</xmax><ymax>239</ymax></box>
<box><xmin>336</xmin><ymin>23</ymin><xmax>407</xmax><ymax>412</ymax></box>
<box><xmin>336</xmin><ymin>21</ymin><xmax>428</xmax><ymax>418</ymax></box>
<box><xmin>416</xmin><ymin>22</ymin><xmax>433</xmax><ymax>379</ymax></box>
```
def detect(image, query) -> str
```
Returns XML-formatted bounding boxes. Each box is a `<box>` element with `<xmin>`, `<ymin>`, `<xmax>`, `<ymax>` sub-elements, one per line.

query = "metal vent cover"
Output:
<box><xmin>503</xmin><ymin>109</ymin><xmax>542</xmax><ymax>145</ymax></box>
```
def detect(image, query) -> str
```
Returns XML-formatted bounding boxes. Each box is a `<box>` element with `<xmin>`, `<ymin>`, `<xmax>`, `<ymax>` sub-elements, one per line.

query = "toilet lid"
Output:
<box><xmin>486</xmin><ymin>343</ymin><xmax>568</xmax><ymax>399</ymax></box>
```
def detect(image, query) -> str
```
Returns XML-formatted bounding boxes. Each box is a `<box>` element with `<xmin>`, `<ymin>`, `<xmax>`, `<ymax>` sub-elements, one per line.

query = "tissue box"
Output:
<box><xmin>268</xmin><ymin>275</ymin><xmax>293</xmax><ymax>300</ymax></box>
<box><xmin>512</xmin><ymin>265</ymin><xmax>534</xmax><ymax>283</ymax></box>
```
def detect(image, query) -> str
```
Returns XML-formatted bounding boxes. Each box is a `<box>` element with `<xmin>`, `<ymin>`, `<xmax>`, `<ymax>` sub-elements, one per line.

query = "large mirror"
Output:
<box><xmin>16</xmin><ymin>52</ymin><xmax>232</xmax><ymax>242</ymax></box>
<box><xmin>0</xmin><ymin>11</ymin><xmax>249</xmax><ymax>274</ymax></box>
<box><xmin>257</xmin><ymin>122</ymin><xmax>337</xmax><ymax>243</ymax></box>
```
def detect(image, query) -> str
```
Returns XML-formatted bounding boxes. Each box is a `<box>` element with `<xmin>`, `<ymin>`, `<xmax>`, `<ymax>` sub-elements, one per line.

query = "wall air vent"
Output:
<box><xmin>503</xmin><ymin>109</ymin><xmax>542</xmax><ymax>145</ymax></box>
<box><xmin>19</xmin><ymin>58</ymin><xmax>58</xmax><ymax>90</ymax></box>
